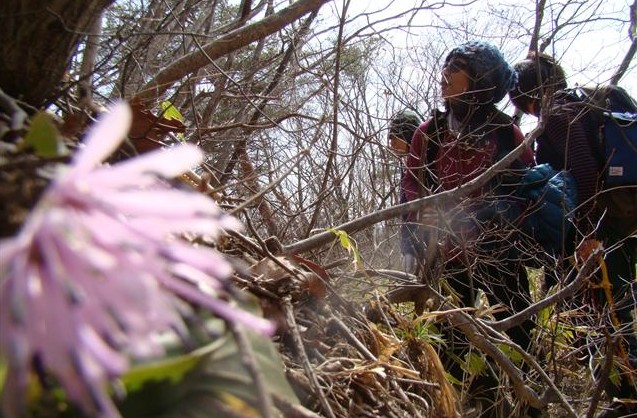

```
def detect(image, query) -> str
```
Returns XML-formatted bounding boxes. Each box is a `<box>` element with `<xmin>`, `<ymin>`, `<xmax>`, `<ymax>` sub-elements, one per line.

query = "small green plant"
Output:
<box><xmin>413</xmin><ymin>318</ymin><xmax>445</xmax><ymax>345</ymax></box>
<box><xmin>328</xmin><ymin>228</ymin><xmax>363</xmax><ymax>269</ymax></box>
<box><xmin>160</xmin><ymin>101</ymin><xmax>185</xmax><ymax>142</ymax></box>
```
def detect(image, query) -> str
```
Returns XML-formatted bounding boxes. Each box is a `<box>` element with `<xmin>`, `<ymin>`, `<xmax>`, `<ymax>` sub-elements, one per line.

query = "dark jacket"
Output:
<box><xmin>535</xmin><ymin>97</ymin><xmax>599</xmax><ymax>233</ymax></box>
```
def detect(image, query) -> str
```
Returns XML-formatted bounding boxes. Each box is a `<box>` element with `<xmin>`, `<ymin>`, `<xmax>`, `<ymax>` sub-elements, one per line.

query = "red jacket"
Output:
<box><xmin>402</xmin><ymin>116</ymin><xmax>534</xmax><ymax>222</ymax></box>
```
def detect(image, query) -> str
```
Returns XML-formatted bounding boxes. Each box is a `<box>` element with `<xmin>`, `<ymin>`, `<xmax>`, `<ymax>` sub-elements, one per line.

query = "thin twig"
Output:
<box><xmin>489</xmin><ymin>248</ymin><xmax>600</xmax><ymax>333</ymax></box>
<box><xmin>437</xmin><ymin>302</ymin><xmax>545</xmax><ymax>410</ymax></box>
<box><xmin>0</xmin><ymin>87</ymin><xmax>28</xmax><ymax>131</ymax></box>
<box><xmin>281</xmin><ymin>297</ymin><xmax>337</xmax><ymax>418</ymax></box>
<box><xmin>272</xmin><ymin>393</ymin><xmax>324</xmax><ymax>418</ymax></box>
<box><xmin>329</xmin><ymin>315</ymin><xmax>377</xmax><ymax>361</ymax></box>
<box><xmin>585</xmin><ymin>334</ymin><xmax>617</xmax><ymax>418</ymax></box>
<box><xmin>228</xmin><ymin>323</ymin><xmax>274</xmax><ymax>418</ymax></box>
<box><xmin>479</xmin><ymin>323</ymin><xmax>578</xmax><ymax>417</ymax></box>
<box><xmin>282</xmin><ymin>122</ymin><xmax>546</xmax><ymax>255</ymax></box>
<box><xmin>230</xmin><ymin>149</ymin><xmax>309</xmax><ymax>215</ymax></box>
<box><xmin>388</xmin><ymin>376</ymin><xmax>425</xmax><ymax>418</ymax></box>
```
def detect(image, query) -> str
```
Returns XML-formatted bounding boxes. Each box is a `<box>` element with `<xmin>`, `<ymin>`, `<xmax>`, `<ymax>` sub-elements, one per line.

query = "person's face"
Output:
<box><xmin>440</xmin><ymin>57</ymin><xmax>472</xmax><ymax>101</ymax></box>
<box><xmin>388</xmin><ymin>133</ymin><xmax>410</xmax><ymax>156</ymax></box>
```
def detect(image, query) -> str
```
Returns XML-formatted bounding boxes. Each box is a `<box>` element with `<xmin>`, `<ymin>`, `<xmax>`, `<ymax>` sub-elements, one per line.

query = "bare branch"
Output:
<box><xmin>281</xmin><ymin>121</ymin><xmax>545</xmax><ymax>255</ymax></box>
<box><xmin>136</xmin><ymin>0</ymin><xmax>332</xmax><ymax>104</ymax></box>
<box><xmin>610</xmin><ymin>0</ymin><xmax>637</xmax><ymax>85</ymax></box>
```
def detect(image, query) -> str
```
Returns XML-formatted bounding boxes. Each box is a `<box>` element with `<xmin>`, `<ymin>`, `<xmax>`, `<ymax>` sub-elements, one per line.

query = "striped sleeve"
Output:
<box><xmin>542</xmin><ymin>110</ymin><xmax>599</xmax><ymax>232</ymax></box>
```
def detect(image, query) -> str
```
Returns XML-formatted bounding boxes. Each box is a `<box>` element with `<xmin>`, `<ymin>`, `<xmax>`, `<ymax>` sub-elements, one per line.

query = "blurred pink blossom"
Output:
<box><xmin>0</xmin><ymin>102</ymin><xmax>274</xmax><ymax>418</ymax></box>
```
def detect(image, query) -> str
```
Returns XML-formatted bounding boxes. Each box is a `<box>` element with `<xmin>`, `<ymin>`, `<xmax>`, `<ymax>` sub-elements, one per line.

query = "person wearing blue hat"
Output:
<box><xmin>402</xmin><ymin>40</ymin><xmax>539</xmax><ymax>417</ymax></box>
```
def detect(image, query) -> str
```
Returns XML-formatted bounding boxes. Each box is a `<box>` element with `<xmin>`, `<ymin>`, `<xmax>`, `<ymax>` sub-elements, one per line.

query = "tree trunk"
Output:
<box><xmin>0</xmin><ymin>0</ymin><xmax>114</xmax><ymax>108</ymax></box>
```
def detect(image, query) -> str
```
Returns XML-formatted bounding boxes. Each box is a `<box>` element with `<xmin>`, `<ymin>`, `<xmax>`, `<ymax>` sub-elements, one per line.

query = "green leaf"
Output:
<box><xmin>536</xmin><ymin>306</ymin><xmax>550</xmax><ymax>328</ymax></box>
<box><xmin>160</xmin><ymin>101</ymin><xmax>184</xmax><ymax>122</ymax></box>
<box><xmin>327</xmin><ymin>228</ymin><xmax>363</xmax><ymax>268</ymax></box>
<box><xmin>0</xmin><ymin>356</ymin><xmax>6</xmax><ymax>394</ymax></box>
<box><xmin>200</xmin><ymin>330</ymin><xmax>299</xmax><ymax>405</ymax></box>
<box><xmin>463</xmin><ymin>351</ymin><xmax>487</xmax><ymax>377</ymax></box>
<box><xmin>160</xmin><ymin>101</ymin><xmax>185</xmax><ymax>143</ymax></box>
<box><xmin>444</xmin><ymin>371</ymin><xmax>462</xmax><ymax>386</ymax></box>
<box><xmin>119</xmin><ymin>343</ymin><xmax>210</xmax><ymax>392</ymax></box>
<box><xmin>497</xmin><ymin>344</ymin><xmax>524</xmax><ymax>366</ymax></box>
<box><xmin>118</xmin><ymin>293</ymin><xmax>295</xmax><ymax>417</ymax></box>
<box><xmin>118</xmin><ymin>330</ymin><xmax>298</xmax><ymax>418</ymax></box>
<box><xmin>21</xmin><ymin>112</ymin><xmax>68</xmax><ymax>157</ymax></box>
<box><xmin>608</xmin><ymin>362</ymin><xmax>622</xmax><ymax>388</ymax></box>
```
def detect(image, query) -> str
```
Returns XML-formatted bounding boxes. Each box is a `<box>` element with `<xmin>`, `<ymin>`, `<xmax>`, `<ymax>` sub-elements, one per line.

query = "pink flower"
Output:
<box><xmin>0</xmin><ymin>102</ymin><xmax>274</xmax><ymax>418</ymax></box>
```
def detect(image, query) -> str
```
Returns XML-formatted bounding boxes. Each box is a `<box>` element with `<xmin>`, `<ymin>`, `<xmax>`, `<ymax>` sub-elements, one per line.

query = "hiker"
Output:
<box><xmin>387</xmin><ymin>109</ymin><xmax>423</xmax><ymax>273</ymax></box>
<box><xmin>402</xmin><ymin>40</ymin><xmax>538</xmax><ymax>416</ymax></box>
<box><xmin>511</xmin><ymin>53</ymin><xmax>599</xmax><ymax>255</ymax></box>
<box><xmin>510</xmin><ymin>52</ymin><xmax>637</xmax><ymax>418</ymax></box>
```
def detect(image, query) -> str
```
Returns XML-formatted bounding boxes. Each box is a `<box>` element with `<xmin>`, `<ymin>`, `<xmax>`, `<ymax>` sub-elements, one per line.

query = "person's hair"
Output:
<box><xmin>389</xmin><ymin>110</ymin><xmax>421</xmax><ymax>144</ymax></box>
<box><xmin>510</xmin><ymin>51</ymin><xmax>567</xmax><ymax>112</ymax></box>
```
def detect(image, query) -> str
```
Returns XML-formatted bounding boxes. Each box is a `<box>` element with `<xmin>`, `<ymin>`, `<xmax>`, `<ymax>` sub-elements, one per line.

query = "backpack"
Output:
<box><xmin>514</xmin><ymin>164</ymin><xmax>578</xmax><ymax>253</ymax></box>
<box><xmin>424</xmin><ymin>110</ymin><xmax>577</xmax><ymax>253</ymax></box>
<box><xmin>562</xmin><ymin>85</ymin><xmax>637</xmax><ymax>187</ymax></box>
<box><xmin>563</xmin><ymin>85</ymin><xmax>637</xmax><ymax>230</ymax></box>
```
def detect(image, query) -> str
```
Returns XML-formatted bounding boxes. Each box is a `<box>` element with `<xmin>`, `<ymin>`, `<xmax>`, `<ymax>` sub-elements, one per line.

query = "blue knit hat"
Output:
<box><xmin>444</xmin><ymin>40</ymin><xmax>517</xmax><ymax>103</ymax></box>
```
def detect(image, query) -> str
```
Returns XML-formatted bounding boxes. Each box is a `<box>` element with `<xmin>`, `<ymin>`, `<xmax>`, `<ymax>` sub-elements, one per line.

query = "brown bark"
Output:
<box><xmin>0</xmin><ymin>0</ymin><xmax>114</xmax><ymax>108</ymax></box>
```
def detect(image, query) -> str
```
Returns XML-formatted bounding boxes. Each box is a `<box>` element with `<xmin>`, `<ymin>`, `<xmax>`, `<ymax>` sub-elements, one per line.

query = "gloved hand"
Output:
<box><xmin>575</xmin><ymin>238</ymin><xmax>603</xmax><ymax>267</ymax></box>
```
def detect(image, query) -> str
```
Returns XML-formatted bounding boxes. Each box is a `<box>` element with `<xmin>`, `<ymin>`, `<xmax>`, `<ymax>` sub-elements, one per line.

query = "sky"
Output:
<box><xmin>316</xmin><ymin>0</ymin><xmax>636</xmax><ymax>134</ymax></box>
<box><xmin>337</xmin><ymin>0</ymin><xmax>636</xmax><ymax>98</ymax></box>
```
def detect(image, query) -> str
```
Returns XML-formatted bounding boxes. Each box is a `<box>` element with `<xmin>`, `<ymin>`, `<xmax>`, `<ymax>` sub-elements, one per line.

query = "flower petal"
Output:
<box><xmin>109</xmin><ymin>144</ymin><xmax>203</xmax><ymax>179</ymax></box>
<box><xmin>71</xmin><ymin>102</ymin><xmax>132</xmax><ymax>175</ymax></box>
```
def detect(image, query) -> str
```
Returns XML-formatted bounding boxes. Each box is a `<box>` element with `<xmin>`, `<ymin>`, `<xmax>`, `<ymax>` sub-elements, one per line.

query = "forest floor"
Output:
<box><xmin>251</xmin><ymin>256</ymin><xmax>622</xmax><ymax>418</ymax></box>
